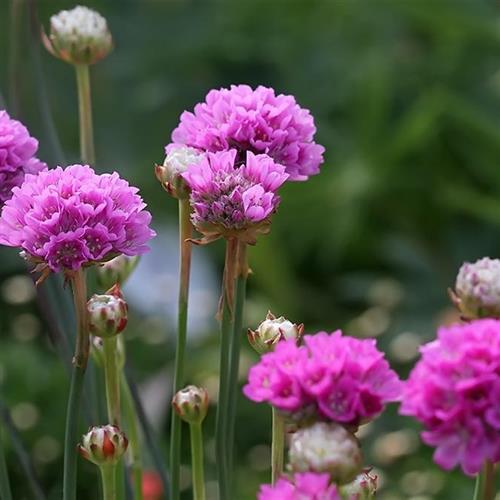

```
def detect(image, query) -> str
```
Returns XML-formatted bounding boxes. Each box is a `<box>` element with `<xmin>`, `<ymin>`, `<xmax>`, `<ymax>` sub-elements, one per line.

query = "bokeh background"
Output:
<box><xmin>1</xmin><ymin>0</ymin><xmax>500</xmax><ymax>498</ymax></box>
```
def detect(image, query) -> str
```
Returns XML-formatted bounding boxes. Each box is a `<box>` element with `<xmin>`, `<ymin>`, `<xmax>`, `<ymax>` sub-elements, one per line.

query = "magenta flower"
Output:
<box><xmin>172</xmin><ymin>84</ymin><xmax>324</xmax><ymax>181</ymax></box>
<box><xmin>0</xmin><ymin>164</ymin><xmax>155</xmax><ymax>273</ymax></box>
<box><xmin>400</xmin><ymin>319</ymin><xmax>500</xmax><ymax>475</ymax></box>
<box><xmin>258</xmin><ymin>473</ymin><xmax>340</xmax><ymax>500</ymax></box>
<box><xmin>244</xmin><ymin>331</ymin><xmax>402</xmax><ymax>426</ymax></box>
<box><xmin>0</xmin><ymin>110</ymin><xmax>46</xmax><ymax>205</ymax></box>
<box><xmin>181</xmin><ymin>149</ymin><xmax>288</xmax><ymax>244</ymax></box>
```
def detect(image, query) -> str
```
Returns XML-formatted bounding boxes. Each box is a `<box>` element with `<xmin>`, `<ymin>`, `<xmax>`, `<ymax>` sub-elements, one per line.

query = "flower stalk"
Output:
<box><xmin>103</xmin><ymin>336</ymin><xmax>121</xmax><ymax>426</ymax></box>
<box><xmin>169</xmin><ymin>197</ymin><xmax>193</xmax><ymax>500</ymax></box>
<box><xmin>473</xmin><ymin>461</ymin><xmax>495</xmax><ymax>500</ymax></box>
<box><xmin>100</xmin><ymin>465</ymin><xmax>117</xmax><ymax>500</ymax></box>
<box><xmin>63</xmin><ymin>268</ymin><xmax>89</xmax><ymax>500</ymax></box>
<box><xmin>0</xmin><ymin>422</ymin><xmax>12</xmax><ymax>500</ymax></box>
<box><xmin>189</xmin><ymin>422</ymin><xmax>206</xmax><ymax>500</ymax></box>
<box><xmin>75</xmin><ymin>64</ymin><xmax>95</xmax><ymax>165</ymax></box>
<box><xmin>271</xmin><ymin>408</ymin><xmax>285</xmax><ymax>484</ymax></box>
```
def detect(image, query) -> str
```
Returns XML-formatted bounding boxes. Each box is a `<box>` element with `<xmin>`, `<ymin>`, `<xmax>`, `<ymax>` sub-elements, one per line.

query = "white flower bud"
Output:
<box><xmin>88</xmin><ymin>284</ymin><xmax>128</xmax><ymax>338</ymax></box>
<box><xmin>289</xmin><ymin>422</ymin><xmax>362</xmax><ymax>485</ymax></box>
<box><xmin>172</xmin><ymin>385</ymin><xmax>209</xmax><ymax>424</ymax></box>
<box><xmin>340</xmin><ymin>469</ymin><xmax>378</xmax><ymax>499</ymax></box>
<box><xmin>247</xmin><ymin>311</ymin><xmax>304</xmax><ymax>354</ymax></box>
<box><xmin>43</xmin><ymin>6</ymin><xmax>113</xmax><ymax>65</ymax></box>
<box><xmin>78</xmin><ymin>424</ymin><xmax>128</xmax><ymax>466</ymax></box>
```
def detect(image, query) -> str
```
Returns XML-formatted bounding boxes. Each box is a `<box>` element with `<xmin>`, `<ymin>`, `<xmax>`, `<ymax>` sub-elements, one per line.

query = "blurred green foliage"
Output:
<box><xmin>1</xmin><ymin>0</ymin><xmax>500</xmax><ymax>498</ymax></box>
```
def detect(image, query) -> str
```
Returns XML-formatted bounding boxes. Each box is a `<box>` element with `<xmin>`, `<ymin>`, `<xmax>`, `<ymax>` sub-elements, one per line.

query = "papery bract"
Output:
<box><xmin>172</xmin><ymin>84</ymin><xmax>324</xmax><ymax>181</ymax></box>
<box><xmin>400</xmin><ymin>319</ymin><xmax>500</xmax><ymax>475</ymax></box>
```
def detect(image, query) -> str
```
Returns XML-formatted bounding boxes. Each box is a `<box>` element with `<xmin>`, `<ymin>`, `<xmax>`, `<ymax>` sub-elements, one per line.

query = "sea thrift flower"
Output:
<box><xmin>289</xmin><ymin>422</ymin><xmax>362</xmax><ymax>485</ymax></box>
<box><xmin>451</xmin><ymin>257</ymin><xmax>500</xmax><ymax>319</ymax></box>
<box><xmin>172</xmin><ymin>385</ymin><xmax>209</xmax><ymax>424</ymax></box>
<box><xmin>172</xmin><ymin>84</ymin><xmax>325</xmax><ymax>181</ymax></box>
<box><xmin>258</xmin><ymin>473</ymin><xmax>340</xmax><ymax>500</ymax></box>
<box><xmin>156</xmin><ymin>144</ymin><xmax>204</xmax><ymax>198</ymax></box>
<box><xmin>78</xmin><ymin>424</ymin><xmax>128</xmax><ymax>466</ymax></box>
<box><xmin>42</xmin><ymin>5</ymin><xmax>113</xmax><ymax>65</ymax></box>
<box><xmin>243</xmin><ymin>331</ymin><xmax>402</xmax><ymax>426</ymax></box>
<box><xmin>0</xmin><ymin>164</ymin><xmax>155</xmax><ymax>274</ymax></box>
<box><xmin>248</xmin><ymin>311</ymin><xmax>304</xmax><ymax>354</ymax></box>
<box><xmin>0</xmin><ymin>111</ymin><xmax>46</xmax><ymax>206</ymax></box>
<box><xmin>88</xmin><ymin>284</ymin><xmax>128</xmax><ymax>338</ymax></box>
<box><xmin>400</xmin><ymin>319</ymin><xmax>500</xmax><ymax>475</ymax></box>
<box><xmin>182</xmin><ymin>149</ymin><xmax>288</xmax><ymax>244</ymax></box>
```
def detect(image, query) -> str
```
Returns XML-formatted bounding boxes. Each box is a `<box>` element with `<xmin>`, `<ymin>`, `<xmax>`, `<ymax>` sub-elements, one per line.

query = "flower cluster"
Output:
<box><xmin>0</xmin><ymin>111</ymin><xmax>46</xmax><ymax>206</ymax></box>
<box><xmin>0</xmin><ymin>164</ymin><xmax>155</xmax><ymax>273</ymax></box>
<box><xmin>181</xmin><ymin>149</ymin><xmax>288</xmax><ymax>243</ymax></box>
<box><xmin>172</xmin><ymin>84</ymin><xmax>324</xmax><ymax>181</ymax></box>
<box><xmin>244</xmin><ymin>331</ymin><xmax>403</xmax><ymax>426</ymax></box>
<box><xmin>400</xmin><ymin>319</ymin><xmax>500</xmax><ymax>475</ymax></box>
<box><xmin>258</xmin><ymin>473</ymin><xmax>340</xmax><ymax>500</ymax></box>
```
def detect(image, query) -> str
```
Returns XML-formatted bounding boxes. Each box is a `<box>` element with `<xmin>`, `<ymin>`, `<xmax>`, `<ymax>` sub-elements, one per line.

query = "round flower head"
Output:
<box><xmin>78</xmin><ymin>424</ymin><xmax>128</xmax><ymax>466</ymax></box>
<box><xmin>43</xmin><ymin>5</ymin><xmax>112</xmax><ymax>65</ymax></box>
<box><xmin>182</xmin><ymin>149</ymin><xmax>288</xmax><ymax>244</ymax></box>
<box><xmin>258</xmin><ymin>473</ymin><xmax>340</xmax><ymax>500</ymax></box>
<box><xmin>243</xmin><ymin>331</ymin><xmax>402</xmax><ymax>426</ymax></box>
<box><xmin>0</xmin><ymin>164</ymin><xmax>155</xmax><ymax>274</ymax></box>
<box><xmin>172</xmin><ymin>84</ymin><xmax>325</xmax><ymax>181</ymax></box>
<box><xmin>88</xmin><ymin>284</ymin><xmax>128</xmax><ymax>338</ymax></box>
<box><xmin>340</xmin><ymin>469</ymin><xmax>378</xmax><ymax>499</ymax></box>
<box><xmin>0</xmin><ymin>110</ymin><xmax>46</xmax><ymax>206</ymax></box>
<box><xmin>400</xmin><ymin>319</ymin><xmax>500</xmax><ymax>475</ymax></box>
<box><xmin>289</xmin><ymin>422</ymin><xmax>362</xmax><ymax>485</ymax></box>
<box><xmin>451</xmin><ymin>257</ymin><xmax>500</xmax><ymax>319</ymax></box>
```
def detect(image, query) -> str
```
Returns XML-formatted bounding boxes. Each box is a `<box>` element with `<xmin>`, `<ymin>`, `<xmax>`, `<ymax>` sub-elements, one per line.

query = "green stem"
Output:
<box><xmin>189</xmin><ymin>422</ymin><xmax>206</xmax><ymax>500</ymax></box>
<box><xmin>169</xmin><ymin>197</ymin><xmax>193</xmax><ymax>500</ymax></box>
<box><xmin>121</xmin><ymin>376</ymin><xmax>143</xmax><ymax>500</ymax></box>
<box><xmin>8</xmin><ymin>0</ymin><xmax>22</xmax><ymax>115</ymax></box>
<box><xmin>103</xmin><ymin>336</ymin><xmax>121</xmax><ymax>426</ymax></box>
<box><xmin>473</xmin><ymin>461</ymin><xmax>496</xmax><ymax>500</ymax></box>
<box><xmin>226</xmin><ymin>242</ymin><xmax>248</xmax><ymax>480</ymax></box>
<box><xmin>100</xmin><ymin>465</ymin><xmax>117</xmax><ymax>500</ymax></box>
<box><xmin>215</xmin><ymin>238</ymin><xmax>238</xmax><ymax>500</ymax></box>
<box><xmin>271</xmin><ymin>408</ymin><xmax>285</xmax><ymax>484</ymax></box>
<box><xmin>75</xmin><ymin>64</ymin><xmax>95</xmax><ymax>165</ymax></box>
<box><xmin>0</xmin><ymin>422</ymin><xmax>13</xmax><ymax>500</ymax></box>
<box><xmin>63</xmin><ymin>269</ymin><xmax>89</xmax><ymax>500</ymax></box>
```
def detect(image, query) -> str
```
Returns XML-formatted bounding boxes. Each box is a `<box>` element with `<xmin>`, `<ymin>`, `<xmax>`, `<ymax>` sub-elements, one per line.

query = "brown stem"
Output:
<box><xmin>70</xmin><ymin>269</ymin><xmax>89</xmax><ymax>369</ymax></box>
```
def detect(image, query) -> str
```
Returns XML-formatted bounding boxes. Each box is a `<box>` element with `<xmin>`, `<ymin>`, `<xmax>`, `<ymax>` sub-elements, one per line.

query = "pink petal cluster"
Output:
<box><xmin>400</xmin><ymin>319</ymin><xmax>500</xmax><ymax>475</ymax></box>
<box><xmin>243</xmin><ymin>331</ymin><xmax>402</xmax><ymax>426</ymax></box>
<box><xmin>181</xmin><ymin>149</ymin><xmax>288</xmax><ymax>232</ymax></box>
<box><xmin>258</xmin><ymin>473</ymin><xmax>340</xmax><ymax>500</ymax></box>
<box><xmin>0</xmin><ymin>164</ymin><xmax>155</xmax><ymax>272</ymax></box>
<box><xmin>0</xmin><ymin>110</ymin><xmax>46</xmax><ymax>206</ymax></box>
<box><xmin>172</xmin><ymin>84</ymin><xmax>324</xmax><ymax>181</ymax></box>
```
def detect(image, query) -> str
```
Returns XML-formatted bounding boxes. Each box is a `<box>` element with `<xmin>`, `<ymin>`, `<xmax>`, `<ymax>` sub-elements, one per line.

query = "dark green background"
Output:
<box><xmin>1</xmin><ymin>0</ymin><xmax>500</xmax><ymax>498</ymax></box>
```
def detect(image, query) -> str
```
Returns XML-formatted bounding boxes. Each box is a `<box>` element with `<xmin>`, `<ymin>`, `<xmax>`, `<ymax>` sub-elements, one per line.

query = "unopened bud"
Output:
<box><xmin>96</xmin><ymin>255</ymin><xmax>139</xmax><ymax>290</ymax></box>
<box><xmin>172</xmin><ymin>385</ymin><xmax>209</xmax><ymax>424</ymax></box>
<box><xmin>450</xmin><ymin>257</ymin><xmax>500</xmax><ymax>319</ymax></box>
<box><xmin>247</xmin><ymin>311</ymin><xmax>304</xmax><ymax>354</ymax></box>
<box><xmin>340</xmin><ymin>469</ymin><xmax>378</xmax><ymax>499</ymax></box>
<box><xmin>42</xmin><ymin>6</ymin><xmax>113</xmax><ymax>66</ymax></box>
<box><xmin>91</xmin><ymin>334</ymin><xmax>126</xmax><ymax>369</ymax></box>
<box><xmin>78</xmin><ymin>424</ymin><xmax>128</xmax><ymax>466</ymax></box>
<box><xmin>88</xmin><ymin>284</ymin><xmax>128</xmax><ymax>338</ymax></box>
<box><xmin>156</xmin><ymin>145</ymin><xmax>204</xmax><ymax>199</ymax></box>
<box><xmin>289</xmin><ymin>422</ymin><xmax>362</xmax><ymax>485</ymax></box>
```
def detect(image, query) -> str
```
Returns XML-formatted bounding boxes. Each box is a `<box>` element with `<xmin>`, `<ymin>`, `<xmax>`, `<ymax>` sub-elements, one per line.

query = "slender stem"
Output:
<box><xmin>169</xmin><ymin>197</ymin><xmax>193</xmax><ymax>500</ymax></box>
<box><xmin>8</xmin><ymin>0</ymin><xmax>22</xmax><ymax>115</ymax></box>
<box><xmin>189</xmin><ymin>422</ymin><xmax>206</xmax><ymax>500</ymax></box>
<box><xmin>473</xmin><ymin>461</ymin><xmax>496</xmax><ymax>500</ymax></box>
<box><xmin>100</xmin><ymin>465</ymin><xmax>117</xmax><ymax>500</ymax></box>
<box><xmin>271</xmin><ymin>409</ymin><xmax>285</xmax><ymax>484</ymax></box>
<box><xmin>121</xmin><ymin>376</ymin><xmax>143</xmax><ymax>500</ymax></box>
<box><xmin>75</xmin><ymin>64</ymin><xmax>95</xmax><ymax>165</ymax></box>
<box><xmin>63</xmin><ymin>269</ymin><xmax>89</xmax><ymax>500</ymax></box>
<box><xmin>215</xmin><ymin>238</ymin><xmax>238</xmax><ymax>500</ymax></box>
<box><xmin>0</xmin><ymin>422</ymin><xmax>13</xmax><ymax>500</ymax></box>
<box><xmin>103</xmin><ymin>336</ymin><xmax>121</xmax><ymax>426</ymax></box>
<box><xmin>226</xmin><ymin>242</ymin><xmax>248</xmax><ymax>478</ymax></box>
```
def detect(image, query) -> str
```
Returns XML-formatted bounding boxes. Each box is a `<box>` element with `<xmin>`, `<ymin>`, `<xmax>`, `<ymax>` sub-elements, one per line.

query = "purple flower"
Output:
<box><xmin>0</xmin><ymin>110</ymin><xmax>46</xmax><ymax>206</ymax></box>
<box><xmin>258</xmin><ymin>473</ymin><xmax>340</xmax><ymax>500</ymax></box>
<box><xmin>172</xmin><ymin>84</ymin><xmax>325</xmax><ymax>181</ymax></box>
<box><xmin>0</xmin><ymin>164</ymin><xmax>155</xmax><ymax>273</ymax></box>
<box><xmin>400</xmin><ymin>319</ymin><xmax>500</xmax><ymax>475</ymax></box>
<box><xmin>243</xmin><ymin>331</ymin><xmax>402</xmax><ymax>426</ymax></box>
<box><xmin>181</xmin><ymin>149</ymin><xmax>288</xmax><ymax>243</ymax></box>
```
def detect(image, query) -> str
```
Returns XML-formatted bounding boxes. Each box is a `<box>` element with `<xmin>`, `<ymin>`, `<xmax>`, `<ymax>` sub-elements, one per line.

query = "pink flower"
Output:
<box><xmin>172</xmin><ymin>84</ymin><xmax>324</xmax><ymax>181</ymax></box>
<box><xmin>243</xmin><ymin>331</ymin><xmax>402</xmax><ymax>426</ymax></box>
<box><xmin>0</xmin><ymin>164</ymin><xmax>155</xmax><ymax>273</ymax></box>
<box><xmin>258</xmin><ymin>473</ymin><xmax>340</xmax><ymax>500</ymax></box>
<box><xmin>181</xmin><ymin>149</ymin><xmax>288</xmax><ymax>243</ymax></box>
<box><xmin>0</xmin><ymin>110</ymin><xmax>46</xmax><ymax>205</ymax></box>
<box><xmin>400</xmin><ymin>319</ymin><xmax>500</xmax><ymax>475</ymax></box>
